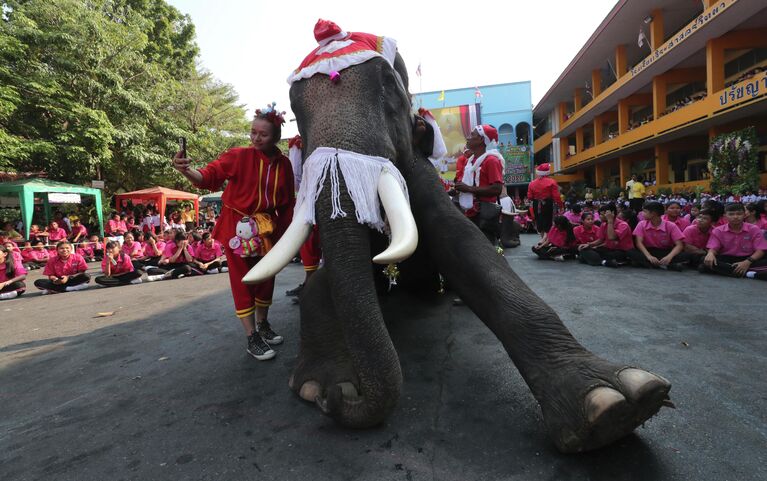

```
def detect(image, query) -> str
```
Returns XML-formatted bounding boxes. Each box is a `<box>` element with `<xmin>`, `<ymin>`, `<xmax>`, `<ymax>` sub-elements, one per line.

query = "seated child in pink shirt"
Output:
<box><xmin>563</xmin><ymin>204</ymin><xmax>582</xmax><ymax>225</ymax></box>
<box><xmin>661</xmin><ymin>201</ymin><xmax>691</xmax><ymax>231</ymax></box>
<box><xmin>121</xmin><ymin>232</ymin><xmax>146</xmax><ymax>270</ymax></box>
<box><xmin>682</xmin><ymin>208</ymin><xmax>714</xmax><ymax>268</ymax></box>
<box><xmin>23</xmin><ymin>240</ymin><xmax>50</xmax><ymax>269</ymax></box>
<box><xmin>685</xmin><ymin>204</ymin><xmax>700</xmax><ymax>225</ymax></box>
<box><xmin>578</xmin><ymin>204</ymin><xmax>634</xmax><ymax>267</ymax></box>
<box><xmin>532</xmin><ymin>216</ymin><xmax>577</xmax><ymax>261</ymax></box>
<box><xmin>145</xmin><ymin>230</ymin><xmax>201</xmax><ymax>281</ymax></box>
<box><xmin>194</xmin><ymin>232</ymin><xmax>228</xmax><ymax>274</ymax></box>
<box><xmin>33</xmin><ymin>241</ymin><xmax>91</xmax><ymax>293</ymax></box>
<box><xmin>627</xmin><ymin>201</ymin><xmax>690</xmax><ymax>271</ymax></box>
<box><xmin>139</xmin><ymin>232</ymin><xmax>165</xmax><ymax>267</ymax></box>
<box><xmin>703</xmin><ymin>203</ymin><xmax>767</xmax><ymax>280</ymax></box>
<box><xmin>95</xmin><ymin>241</ymin><xmax>143</xmax><ymax>287</ymax></box>
<box><xmin>573</xmin><ymin>212</ymin><xmax>598</xmax><ymax>245</ymax></box>
<box><xmin>0</xmin><ymin>244</ymin><xmax>27</xmax><ymax>300</ymax></box>
<box><xmin>77</xmin><ymin>235</ymin><xmax>103</xmax><ymax>262</ymax></box>
<box><xmin>47</xmin><ymin>221</ymin><xmax>68</xmax><ymax>243</ymax></box>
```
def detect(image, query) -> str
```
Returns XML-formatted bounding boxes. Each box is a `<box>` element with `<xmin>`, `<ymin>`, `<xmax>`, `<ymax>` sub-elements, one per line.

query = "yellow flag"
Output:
<box><xmin>437</xmin><ymin>90</ymin><xmax>445</xmax><ymax>102</ymax></box>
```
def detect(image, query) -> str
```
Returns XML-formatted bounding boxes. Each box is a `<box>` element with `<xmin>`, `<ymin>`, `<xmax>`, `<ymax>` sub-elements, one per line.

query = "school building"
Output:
<box><xmin>533</xmin><ymin>0</ymin><xmax>767</xmax><ymax>193</ymax></box>
<box><xmin>415</xmin><ymin>82</ymin><xmax>534</xmax><ymax>148</ymax></box>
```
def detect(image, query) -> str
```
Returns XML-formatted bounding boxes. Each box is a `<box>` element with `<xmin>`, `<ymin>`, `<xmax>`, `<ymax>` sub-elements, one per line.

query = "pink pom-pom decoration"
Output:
<box><xmin>329</xmin><ymin>71</ymin><xmax>341</xmax><ymax>84</ymax></box>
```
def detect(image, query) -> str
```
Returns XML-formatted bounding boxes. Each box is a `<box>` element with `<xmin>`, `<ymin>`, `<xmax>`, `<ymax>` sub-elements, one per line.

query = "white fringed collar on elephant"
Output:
<box><xmin>296</xmin><ymin>147</ymin><xmax>410</xmax><ymax>233</ymax></box>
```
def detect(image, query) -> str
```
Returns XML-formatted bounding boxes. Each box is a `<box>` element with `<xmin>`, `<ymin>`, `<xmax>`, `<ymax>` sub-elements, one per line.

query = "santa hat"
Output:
<box><xmin>474</xmin><ymin>125</ymin><xmax>499</xmax><ymax>149</ymax></box>
<box><xmin>535</xmin><ymin>163</ymin><xmax>551</xmax><ymax>176</ymax></box>
<box><xmin>314</xmin><ymin>19</ymin><xmax>349</xmax><ymax>46</ymax></box>
<box><xmin>288</xmin><ymin>20</ymin><xmax>397</xmax><ymax>85</ymax></box>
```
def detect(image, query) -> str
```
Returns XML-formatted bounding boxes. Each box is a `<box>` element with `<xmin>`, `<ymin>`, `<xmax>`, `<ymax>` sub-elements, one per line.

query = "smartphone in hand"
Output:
<box><xmin>179</xmin><ymin>136</ymin><xmax>187</xmax><ymax>158</ymax></box>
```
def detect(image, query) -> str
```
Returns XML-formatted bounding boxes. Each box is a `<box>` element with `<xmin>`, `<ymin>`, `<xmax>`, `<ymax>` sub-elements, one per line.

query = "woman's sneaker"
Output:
<box><xmin>257</xmin><ymin>321</ymin><xmax>284</xmax><ymax>345</ymax></box>
<box><xmin>247</xmin><ymin>332</ymin><xmax>276</xmax><ymax>361</ymax></box>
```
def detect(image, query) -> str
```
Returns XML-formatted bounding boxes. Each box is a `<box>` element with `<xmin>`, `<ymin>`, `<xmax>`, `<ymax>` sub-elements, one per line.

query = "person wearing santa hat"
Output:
<box><xmin>454</xmin><ymin>125</ymin><xmax>504</xmax><ymax>244</ymax></box>
<box><xmin>528</xmin><ymin>163</ymin><xmax>564</xmax><ymax>237</ymax></box>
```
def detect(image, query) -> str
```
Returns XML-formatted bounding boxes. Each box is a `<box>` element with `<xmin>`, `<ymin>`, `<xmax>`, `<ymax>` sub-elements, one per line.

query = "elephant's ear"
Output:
<box><xmin>393</xmin><ymin>52</ymin><xmax>409</xmax><ymax>93</ymax></box>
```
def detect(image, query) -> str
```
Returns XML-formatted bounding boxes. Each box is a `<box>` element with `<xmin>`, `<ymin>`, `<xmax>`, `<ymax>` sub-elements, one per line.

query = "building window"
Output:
<box><xmin>515</xmin><ymin>122</ymin><xmax>531</xmax><ymax>146</ymax></box>
<box><xmin>724</xmin><ymin>48</ymin><xmax>767</xmax><ymax>86</ymax></box>
<box><xmin>499</xmin><ymin>123</ymin><xmax>514</xmax><ymax>147</ymax></box>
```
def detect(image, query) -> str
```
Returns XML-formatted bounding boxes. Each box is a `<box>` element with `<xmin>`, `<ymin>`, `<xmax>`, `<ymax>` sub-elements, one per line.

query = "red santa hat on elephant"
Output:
<box><xmin>288</xmin><ymin>19</ymin><xmax>398</xmax><ymax>85</ymax></box>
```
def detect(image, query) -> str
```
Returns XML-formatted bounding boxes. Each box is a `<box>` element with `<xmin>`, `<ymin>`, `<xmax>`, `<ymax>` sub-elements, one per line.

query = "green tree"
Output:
<box><xmin>0</xmin><ymin>0</ymin><xmax>249</xmax><ymax>194</ymax></box>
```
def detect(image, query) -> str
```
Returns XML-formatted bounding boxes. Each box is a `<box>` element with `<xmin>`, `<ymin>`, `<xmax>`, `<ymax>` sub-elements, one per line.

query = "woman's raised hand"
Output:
<box><xmin>172</xmin><ymin>151</ymin><xmax>191</xmax><ymax>172</ymax></box>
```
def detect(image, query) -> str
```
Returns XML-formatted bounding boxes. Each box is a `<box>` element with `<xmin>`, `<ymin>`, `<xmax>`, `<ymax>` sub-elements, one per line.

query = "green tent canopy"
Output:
<box><xmin>0</xmin><ymin>178</ymin><xmax>104</xmax><ymax>238</ymax></box>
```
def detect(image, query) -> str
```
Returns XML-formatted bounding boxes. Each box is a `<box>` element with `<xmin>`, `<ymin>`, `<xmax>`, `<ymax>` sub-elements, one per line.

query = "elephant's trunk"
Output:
<box><xmin>315</xmin><ymin>174</ymin><xmax>402</xmax><ymax>428</ymax></box>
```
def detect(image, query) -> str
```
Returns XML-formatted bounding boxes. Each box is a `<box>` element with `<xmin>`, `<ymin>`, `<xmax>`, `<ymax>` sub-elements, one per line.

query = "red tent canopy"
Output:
<box><xmin>114</xmin><ymin>187</ymin><xmax>200</xmax><ymax>227</ymax></box>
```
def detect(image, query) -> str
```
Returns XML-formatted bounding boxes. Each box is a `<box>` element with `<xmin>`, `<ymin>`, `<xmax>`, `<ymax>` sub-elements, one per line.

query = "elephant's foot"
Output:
<box><xmin>541</xmin><ymin>366</ymin><xmax>672</xmax><ymax>453</ymax></box>
<box><xmin>288</xmin><ymin>353</ymin><xmax>369</xmax><ymax>423</ymax></box>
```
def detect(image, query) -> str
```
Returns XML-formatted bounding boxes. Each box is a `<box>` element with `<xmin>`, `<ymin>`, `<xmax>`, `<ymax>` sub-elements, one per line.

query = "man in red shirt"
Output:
<box><xmin>454</xmin><ymin>125</ymin><xmax>503</xmax><ymax>244</ymax></box>
<box><xmin>527</xmin><ymin>163</ymin><xmax>563</xmax><ymax>236</ymax></box>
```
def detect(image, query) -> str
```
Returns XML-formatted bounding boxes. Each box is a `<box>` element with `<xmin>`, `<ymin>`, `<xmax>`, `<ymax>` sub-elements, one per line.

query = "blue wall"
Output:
<box><xmin>414</xmin><ymin>81</ymin><xmax>533</xmax><ymax>146</ymax></box>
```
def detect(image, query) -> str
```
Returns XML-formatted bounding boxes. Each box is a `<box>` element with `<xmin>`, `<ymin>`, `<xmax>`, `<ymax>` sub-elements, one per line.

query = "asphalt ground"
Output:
<box><xmin>1</xmin><ymin>234</ymin><xmax>765</xmax><ymax>481</ymax></box>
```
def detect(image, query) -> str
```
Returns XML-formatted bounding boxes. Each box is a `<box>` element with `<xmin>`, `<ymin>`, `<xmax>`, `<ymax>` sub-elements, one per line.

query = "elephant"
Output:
<box><xmin>244</xmin><ymin>37</ymin><xmax>673</xmax><ymax>453</ymax></box>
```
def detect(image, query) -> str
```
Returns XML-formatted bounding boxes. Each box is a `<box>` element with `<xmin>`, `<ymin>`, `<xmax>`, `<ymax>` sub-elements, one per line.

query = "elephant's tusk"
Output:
<box><xmin>242</xmin><ymin>202</ymin><xmax>312</xmax><ymax>284</ymax></box>
<box><xmin>373</xmin><ymin>170</ymin><xmax>418</xmax><ymax>264</ymax></box>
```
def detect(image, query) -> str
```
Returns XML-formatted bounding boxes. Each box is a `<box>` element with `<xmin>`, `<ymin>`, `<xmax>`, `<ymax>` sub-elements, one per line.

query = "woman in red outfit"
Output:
<box><xmin>172</xmin><ymin>106</ymin><xmax>294</xmax><ymax>361</ymax></box>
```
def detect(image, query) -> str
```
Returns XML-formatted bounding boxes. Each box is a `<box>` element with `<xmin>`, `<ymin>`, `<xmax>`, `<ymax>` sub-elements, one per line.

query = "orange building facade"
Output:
<box><xmin>533</xmin><ymin>0</ymin><xmax>767</xmax><ymax>194</ymax></box>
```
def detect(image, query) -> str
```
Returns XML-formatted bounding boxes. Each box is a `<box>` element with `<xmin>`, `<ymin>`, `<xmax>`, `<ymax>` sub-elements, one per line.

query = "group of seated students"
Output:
<box><xmin>0</xmin><ymin>227</ymin><xmax>228</xmax><ymax>299</ymax></box>
<box><xmin>533</xmin><ymin>199</ymin><xmax>767</xmax><ymax>281</ymax></box>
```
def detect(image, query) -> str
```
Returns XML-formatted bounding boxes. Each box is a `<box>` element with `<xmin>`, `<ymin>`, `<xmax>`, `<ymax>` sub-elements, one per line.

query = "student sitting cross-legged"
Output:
<box><xmin>682</xmin><ymin>208</ymin><xmax>715</xmax><ymax>268</ymax></box>
<box><xmin>578</xmin><ymin>203</ymin><xmax>634</xmax><ymax>267</ymax></box>
<box><xmin>702</xmin><ymin>203</ymin><xmax>767</xmax><ymax>280</ymax></box>
<box><xmin>627</xmin><ymin>201</ymin><xmax>690</xmax><ymax>271</ymax></box>
<box><xmin>194</xmin><ymin>232</ymin><xmax>228</xmax><ymax>274</ymax></box>
<box><xmin>532</xmin><ymin>215</ymin><xmax>577</xmax><ymax>261</ymax></box>
<box><xmin>0</xmin><ymin>244</ymin><xmax>27</xmax><ymax>300</ymax></box>
<box><xmin>22</xmin><ymin>240</ymin><xmax>49</xmax><ymax>269</ymax></box>
<box><xmin>33</xmin><ymin>241</ymin><xmax>91</xmax><ymax>294</ymax></box>
<box><xmin>120</xmin><ymin>232</ymin><xmax>146</xmax><ymax>271</ymax></box>
<box><xmin>95</xmin><ymin>241</ymin><xmax>143</xmax><ymax>287</ymax></box>
<box><xmin>145</xmin><ymin>230</ymin><xmax>201</xmax><ymax>281</ymax></box>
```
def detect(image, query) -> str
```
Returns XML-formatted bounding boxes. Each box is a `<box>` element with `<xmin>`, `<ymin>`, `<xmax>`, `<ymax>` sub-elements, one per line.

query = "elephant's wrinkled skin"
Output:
<box><xmin>283</xmin><ymin>54</ymin><xmax>672</xmax><ymax>453</ymax></box>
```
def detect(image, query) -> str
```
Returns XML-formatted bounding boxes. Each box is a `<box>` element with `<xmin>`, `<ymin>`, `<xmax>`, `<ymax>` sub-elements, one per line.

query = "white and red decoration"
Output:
<box><xmin>287</xmin><ymin>19</ymin><xmax>398</xmax><ymax>85</ymax></box>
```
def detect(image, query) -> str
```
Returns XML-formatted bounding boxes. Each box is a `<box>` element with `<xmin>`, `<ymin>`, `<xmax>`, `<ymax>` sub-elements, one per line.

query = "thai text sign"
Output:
<box><xmin>502</xmin><ymin>146</ymin><xmax>532</xmax><ymax>184</ymax></box>
<box><xmin>718</xmin><ymin>71</ymin><xmax>767</xmax><ymax>108</ymax></box>
<box><xmin>631</xmin><ymin>0</ymin><xmax>735</xmax><ymax>77</ymax></box>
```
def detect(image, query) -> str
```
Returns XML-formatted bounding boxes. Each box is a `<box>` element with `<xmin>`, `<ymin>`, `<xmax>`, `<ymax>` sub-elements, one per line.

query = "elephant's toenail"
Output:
<box><xmin>618</xmin><ymin>368</ymin><xmax>670</xmax><ymax>402</ymax></box>
<box><xmin>299</xmin><ymin>381</ymin><xmax>321</xmax><ymax>402</ymax></box>
<box><xmin>585</xmin><ymin>387</ymin><xmax>626</xmax><ymax>424</ymax></box>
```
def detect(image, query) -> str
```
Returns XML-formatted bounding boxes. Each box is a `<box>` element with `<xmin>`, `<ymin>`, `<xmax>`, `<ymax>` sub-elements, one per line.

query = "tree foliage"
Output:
<box><xmin>0</xmin><ymin>0</ymin><xmax>249</xmax><ymax>194</ymax></box>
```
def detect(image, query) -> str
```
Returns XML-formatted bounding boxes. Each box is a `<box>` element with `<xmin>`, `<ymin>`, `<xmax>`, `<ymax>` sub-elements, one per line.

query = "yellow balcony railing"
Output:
<box><xmin>557</xmin><ymin>0</ymin><xmax>740</xmax><ymax>137</ymax></box>
<box><xmin>560</xmin><ymin>70</ymin><xmax>767</xmax><ymax>171</ymax></box>
<box><xmin>533</xmin><ymin>131</ymin><xmax>552</xmax><ymax>154</ymax></box>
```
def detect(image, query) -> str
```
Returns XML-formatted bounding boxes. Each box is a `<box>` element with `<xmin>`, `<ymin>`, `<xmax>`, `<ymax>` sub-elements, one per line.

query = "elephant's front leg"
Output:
<box><xmin>403</xmin><ymin>158</ymin><xmax>672</xmax><ymax>453</ymax></box>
